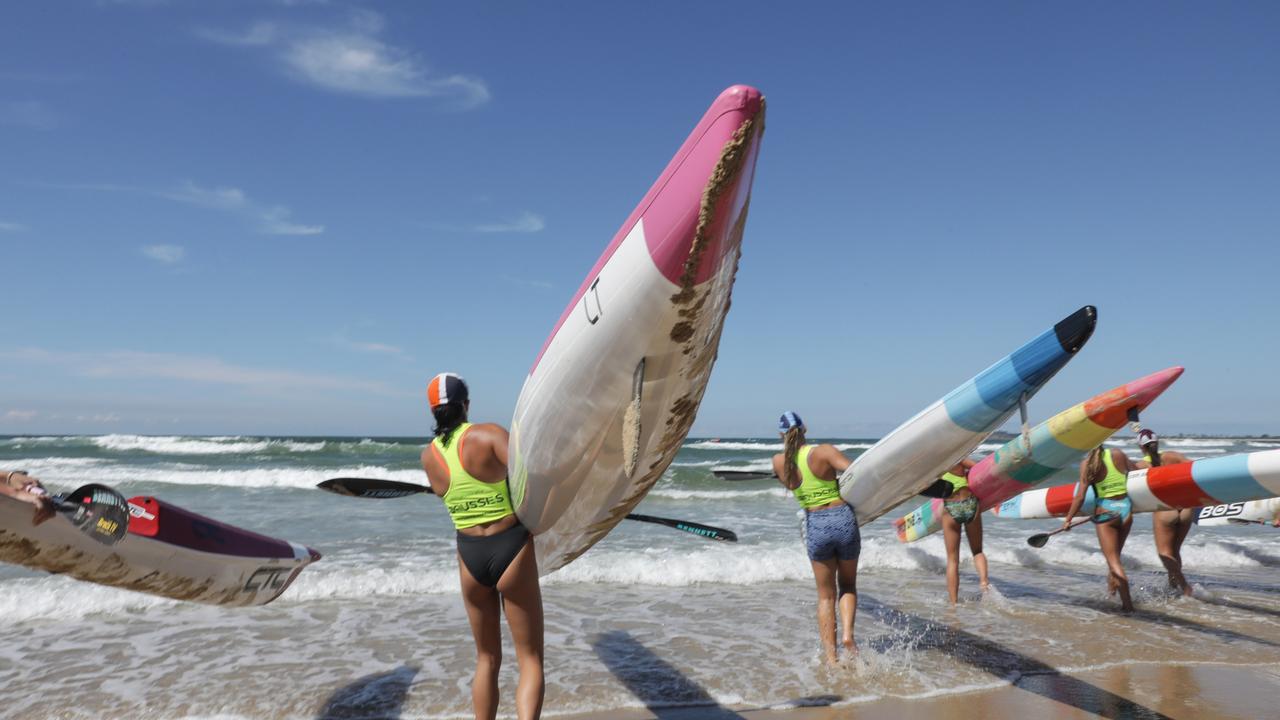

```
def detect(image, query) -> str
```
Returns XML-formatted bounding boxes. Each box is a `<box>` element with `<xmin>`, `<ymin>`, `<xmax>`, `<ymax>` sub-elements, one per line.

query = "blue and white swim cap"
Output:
<box><xmin>778</xmin><ymin>411</ymin><xmax>805</xmax><ymax>433</ymax></box>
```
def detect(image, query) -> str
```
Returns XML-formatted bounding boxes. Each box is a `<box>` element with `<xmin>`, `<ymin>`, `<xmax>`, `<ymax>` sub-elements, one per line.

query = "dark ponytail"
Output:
<box><xmin>433</xmin><ymin>402</ymin><xmax>467</xmax><ymax>448</ymax></box>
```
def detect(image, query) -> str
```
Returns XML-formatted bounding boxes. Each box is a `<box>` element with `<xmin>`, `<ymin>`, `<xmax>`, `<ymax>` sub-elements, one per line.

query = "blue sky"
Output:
<box><xmin>1</xmin><ymin>1</ymin><xmax>1277</xmax><ymax>437</ymax></box>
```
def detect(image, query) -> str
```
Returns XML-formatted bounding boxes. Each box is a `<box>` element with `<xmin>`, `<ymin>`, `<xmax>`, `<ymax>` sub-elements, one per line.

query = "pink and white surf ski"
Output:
<box><xmin>508</xmin><ymin>86</ymin><xmax>766</xmax><ymax>573</ymax></box>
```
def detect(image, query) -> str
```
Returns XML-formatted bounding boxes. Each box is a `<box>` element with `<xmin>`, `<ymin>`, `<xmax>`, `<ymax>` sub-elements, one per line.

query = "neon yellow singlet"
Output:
<box><xmin>790</xmin><ymin>445</ymin><xmax>842</xmax><ymax>509</ymax></box>
<box><xmin>941</xmin><ymin>470</ymin><xmax>969</xmax><ymax>491</ymax></box>
<box><xmin>1093</xmin><ymin>449</ymin><xmax>1128</xmax><ymax>499</ymax></box>
<box><xmin>1144</xmin><ymin>453</ymin><xmax>1156</xmax><ymax>465</ymax></box>
<box><xmin>434</xmin><ymin>423</ymin><xmax>514</xmax><ymax>529</ymax></box>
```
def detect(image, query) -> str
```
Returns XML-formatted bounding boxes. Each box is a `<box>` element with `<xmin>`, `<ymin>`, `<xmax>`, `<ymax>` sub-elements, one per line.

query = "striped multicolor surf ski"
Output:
<box><xmin>993</xmin><ymin>449</ymin><xmax>1280</xmax><ymax>518</ymax></box>
<box><xmin>841</xmin><ymin>306</ymin><xmax>1096</xmax><ymax>525</ymax></box>
<box><xmin>893</xmin><ymin>367</ymin><xmax>1183</xmax><ymax>542</ymax></box>
<box><xmin>1195</xmin><ymin>498</ymin><xmax>1280</xmax><ymax>526</ymax></box>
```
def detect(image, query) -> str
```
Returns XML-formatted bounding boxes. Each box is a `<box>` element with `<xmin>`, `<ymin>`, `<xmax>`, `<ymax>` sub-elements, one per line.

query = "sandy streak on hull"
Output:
<box><xmin>510</xmin><ymin>86</ymin><xmax>766</xmax><ymax>573</ymax></box>
<box><xmin>0</xmin><ymin>494</ymin><xmax>318</xmax><ymax>606</ymax></box>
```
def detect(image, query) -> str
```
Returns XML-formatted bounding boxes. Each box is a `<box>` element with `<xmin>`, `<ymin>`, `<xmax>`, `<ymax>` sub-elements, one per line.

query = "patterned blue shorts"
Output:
<box><xmin>1093</xmin><ymin>496</ymin><xmax>1133</xmax><ymax>524</ymax></box>
<box><xmin>802</xmin><ymin>503</ymin><xmax>861</xmax><ymax>562</ymax></box>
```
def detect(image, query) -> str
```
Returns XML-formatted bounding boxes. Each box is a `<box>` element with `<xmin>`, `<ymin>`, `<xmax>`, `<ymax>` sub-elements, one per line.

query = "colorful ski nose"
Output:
<box><xmin>942</xmin><ymin>306</ymin><xmax>1096</xmax><ymax>432</ymax></box>
<box><xmin>841</xmin><ymin>305</ymin><xmax>1097</xmax><ymax>525</ymax></box>
<box><xmin>994</xmin><ymin>449</ymin><xmax>1280</xmax><ymax>518</ymax></box>
<box><xmin>642</xmin><ymin>84</ymin><xmax>764</xmax><ymax>286</ymax></box>
<box><xmin>529</xmin><ymin>84</ymin><xmax>764</xmax><ymax>374</ymax></box>
<box><xmin>894</xmin><ymin>366</ymin><xmax>1184</xmax><ymax>542</ymax></box>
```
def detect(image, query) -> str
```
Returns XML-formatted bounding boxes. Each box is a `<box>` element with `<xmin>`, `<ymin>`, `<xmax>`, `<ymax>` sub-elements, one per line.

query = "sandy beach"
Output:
<box><xmin>551</xmin><ymin>663</ymin><xmax>1280</xmax><ymax>720</ymax></box>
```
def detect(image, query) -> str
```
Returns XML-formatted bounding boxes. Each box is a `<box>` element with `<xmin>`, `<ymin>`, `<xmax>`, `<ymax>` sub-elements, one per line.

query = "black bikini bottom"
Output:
<box><xmin>456</xmin><ymin>522</ymin><xmax>530</xmax><ymax>588</ymax></box>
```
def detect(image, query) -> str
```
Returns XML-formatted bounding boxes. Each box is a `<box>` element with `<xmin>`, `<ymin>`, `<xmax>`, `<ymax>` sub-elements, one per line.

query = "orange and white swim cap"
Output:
<box><xmin>427</xmin><ymin>373</ymin><xmax>468</xmax><ymax>409</ymax></box>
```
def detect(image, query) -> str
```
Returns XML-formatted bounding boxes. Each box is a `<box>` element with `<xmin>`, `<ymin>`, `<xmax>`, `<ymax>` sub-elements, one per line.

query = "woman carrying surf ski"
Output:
<box><xmin>1134</xmin><ymin>429</ymin><xmax>1194</xmax><ymax>596</ymax></box>
<box><xmin>937</xmin><ymin>458</ymin><xmax>991</xmax><ymax>604</ymax></box>
<box><xmin>1062</xmin><ymin>445</ymin><xmax>1137</xmax><ymax>612</ymax></box>
<box><xmin>771</xmin><ymin>412</ymin><xmax>859</xmax><ymax>664</ymax></box>
<box><xmin>420</xmin><ymin>373</ymin><xmax>544</xmax><ymax>720</ymax></box>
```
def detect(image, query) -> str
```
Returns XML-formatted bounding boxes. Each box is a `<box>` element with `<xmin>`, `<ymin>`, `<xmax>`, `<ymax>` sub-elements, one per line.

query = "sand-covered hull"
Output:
<box><xmin>509</xmin><ymin>86</ymin><xmax>765</xmax><ymax>573</ymax></box>
<box><xmin>0</xmin><ymin>493</ymin><xmax>319</xmax><ymax>606</ymax></box>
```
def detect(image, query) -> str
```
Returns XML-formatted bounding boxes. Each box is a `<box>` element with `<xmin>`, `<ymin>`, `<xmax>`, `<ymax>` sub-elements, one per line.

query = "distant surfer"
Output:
<box><xmin>1134</xmin><ymin>429</ymin><xmax>1194</xmax><ymax>596</ymax></box>
<box><xmin>420</xmin><ymin>373</ymin><xmax>544</xmax><ymax>720</ymax></box>
<box><xmin>1</xmin><ymin>470</ymin><xmax>55</xmax><ymax>525</ymax></box>
<box><xmin>937</xmin><ymin>459</ymin><xmax>991</xmax><ymax>604</ymax></box>
<box><xmin>1062</xmin><ymin>446</ymin><xmax>1137</xmax><ymax>612</ymax></box>
<box><xmin>771</xmin><ymin>412</ymin><xmax>859</xmax><ymax>663</ymax></box>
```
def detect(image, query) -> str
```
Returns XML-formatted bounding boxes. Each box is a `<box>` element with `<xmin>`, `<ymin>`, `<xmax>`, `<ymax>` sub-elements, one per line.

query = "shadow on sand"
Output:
<box><xmin>992</xmin><ymin>571</ymin><xmax>1280</xmax><ymax>649</ymax></box>
<box><xmin>315</xmin><ymin>665</ymin><xmax>419</xmax><ymax>720</ymax></box>
<box><xmin>592</xmin><ymin>630</ymin><xmax>757</xmax><ymax>719</ymax></box>
<box><xmin>861</xmin><ymin>596</ymin><xmax>1173</xmax><ymax>720</ymax></box>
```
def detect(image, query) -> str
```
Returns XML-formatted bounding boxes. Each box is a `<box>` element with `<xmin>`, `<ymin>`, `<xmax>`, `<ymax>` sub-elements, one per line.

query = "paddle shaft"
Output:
<box><xmin>1028</xmin><ymin>516</ymin><xmax>1094</xmax><ymax>547</ymax></box>
<box><xmin>318</xmin><ymin>477</ymin><xmax>738</xmax><ymax>542</ymax></box>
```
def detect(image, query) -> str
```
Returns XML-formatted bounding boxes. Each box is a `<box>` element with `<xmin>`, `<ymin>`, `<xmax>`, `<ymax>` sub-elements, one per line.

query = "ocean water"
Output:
<box><xmin>2</xmin><ymin>434</ymin><xmax>1279</xmax><ymax>719</ymax></box>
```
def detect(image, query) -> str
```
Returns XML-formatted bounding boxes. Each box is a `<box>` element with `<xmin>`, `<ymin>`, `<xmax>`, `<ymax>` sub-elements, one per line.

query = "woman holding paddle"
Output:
<box><xmin>420</xmin><ymin>373</ymin><xmax>543</xmax><ymax>720</ymax></box>
<box><xmin>771</xmin><ymin>411</ymin><xmax>859</xmax><ymax>664</ymax></box>
<box><xmin>1061</xmin><ymin>445</ymin><xmax>1138</xmax><ymax>612</ymax></box>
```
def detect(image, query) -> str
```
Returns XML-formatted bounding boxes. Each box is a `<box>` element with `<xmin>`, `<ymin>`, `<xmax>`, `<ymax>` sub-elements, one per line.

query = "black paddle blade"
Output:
<box><xmin>712</xmin><ymin>470</ymin><xmax>774</xmax><ymax>482</ymax></box>
<box><xmin>59</xmin><ymin>484</ymin><xmax>129</xmax><ymax>545</ymax></box>
<box><xmin>1027</xmin><ymin>533</ymin><xmax>1051</xmax><ymax>548</ymax></box>
<box><xmin>625</xmin><ymin>513</ymin><xmax>738</xmax><ymax>542</ymax></box>
<box><xmin>318</xmin><ymin>477</ymin><xmax>433</xmax><ymax>498</ymax></box>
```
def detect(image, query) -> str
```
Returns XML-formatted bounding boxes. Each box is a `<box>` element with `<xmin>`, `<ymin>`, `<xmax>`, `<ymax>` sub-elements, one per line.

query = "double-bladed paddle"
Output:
<box><xmin>317</xmin><ymin>477</ymin><xmax>738</xmax><ymax>543</ymax></box>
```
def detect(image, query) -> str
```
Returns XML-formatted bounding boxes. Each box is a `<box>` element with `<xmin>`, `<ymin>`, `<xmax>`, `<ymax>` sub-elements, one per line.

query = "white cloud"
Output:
<box><xmin>75</xmin><ymin>413</ymin><xmax>121</xmax><ymax>424</ymax></box>
<box><xmin>164</xmin><ymin>181</ymin><xmax>323</xmax><ymax>235</ymax></box>
<box><xmin>473</xmin><ymin>212</ymin><xmax>546</xmax><ymax>234</ymax></box>
<box><xmin>429</xmin><ymin>212</ymin><xmax>546</xmax><ymax>235</ymax></box>
<box><xmin>34</xmin><ymin>180</ymin><xmax>323</xmax><ymax>236</ymax></box>
<box><xmin>331</xmin><ymin>334</ymin><xmax>404</xmax><ymax>355</ymax></box>
<box><xmin>202</xmin><ymin>11</ymin><xmax>489</xmax><ymax>106</ymax></box>
<box><xmin>0</xmin><ymin>221</ymin><xmax>27</xmax><ymax>232</ymax></box>
<box><xmin>2</xmin><ymin>347</ymin><xmax>395</xmax><ymax>396</ymax></box>
<box><xmin>197</xmin><ymin>21</ymin><xmax>278</xmax><ymax>47</ymax></box>
<box><xmin>141</xmin><ymin>244</ymin><xmax>185</xmax><ymax>263</ymax></box>
<box><xmin>2</xmin><ymin>410</ymin><xmax>38</xmax><ymax>421</ymax></box>
<box><xmin>0</xmin><ymin>101</ymin><xmax>60</xmax><ymax>130</ymax></box>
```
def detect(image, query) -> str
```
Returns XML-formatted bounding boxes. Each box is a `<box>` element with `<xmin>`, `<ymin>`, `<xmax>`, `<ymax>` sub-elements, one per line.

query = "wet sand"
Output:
<box><xmin>555</xmin><ymin>662</ymin><xmax>1280</xmax><ymax>720</ymax></box>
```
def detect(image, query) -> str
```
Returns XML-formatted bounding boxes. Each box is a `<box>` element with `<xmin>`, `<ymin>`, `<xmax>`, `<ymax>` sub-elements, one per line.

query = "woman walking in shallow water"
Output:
<box><xmin>1135</xmin><ymin>429</ymin><xmax>1194</xmax><ymax>596</ymax></box>
<box><xmin>420</xmin><ymin>373</ymin><xmax>543</xmax><ymax>720</ymax></box>
<box><xmin>771</xmin><ymin>411</ymin><xmax>859</xmax><ymax>664</ymax></box>
<box><xmin>1062</xmin><ymin>445</ymin><xmax>1137</xmax><ymax>612</ymax></box>
<box><xmin>937</xmin><ymin>458</ymin><xmax>991</xmax><ymax>604</ymax></box>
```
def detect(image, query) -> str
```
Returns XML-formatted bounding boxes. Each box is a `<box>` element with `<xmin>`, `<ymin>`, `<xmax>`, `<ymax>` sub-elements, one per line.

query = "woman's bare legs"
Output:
<box><xmin>941</xmin><ymin>511</ymin><xmax>963</xmax><ymax>604</ymax></box>
<box><xmin>965</xmin><ymin>513</ymin><xmax>990</xmax><ymax>591</ymax></box>
<box><xmin>459</xmin><ymin>556</ymin><xmax>503</xmax><ymax>720</ymax></box>
<box><xmin>497</xmin><ymin>540</ymin><xmax>544</xmax><ymax>720</ymax></box>
<box><xmin>810</xmin><ymin>558</ymin><xmax>839</xmax><ymax>664</ymax></box>
<box><xmin>1095</xmin><ymin>520</ymin><xmax>1133</xmax><ymax>612</ymax></box>
<box><xmin>836</xmin><ymin>556</ymin><xmax>858</xmax><ymax>655</ymax></box>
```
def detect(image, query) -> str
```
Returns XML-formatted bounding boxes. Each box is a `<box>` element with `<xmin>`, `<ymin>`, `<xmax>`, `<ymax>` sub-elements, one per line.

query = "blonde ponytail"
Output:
<box><xmin>1085</xmin><ymin>447</ymin><xmax>1106</xmax><ymax>485</ymax></box>
<box><xmin>782</xmin><ymin>426</ymin><xmax>806</xmax><ymax>488</ymax></box>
